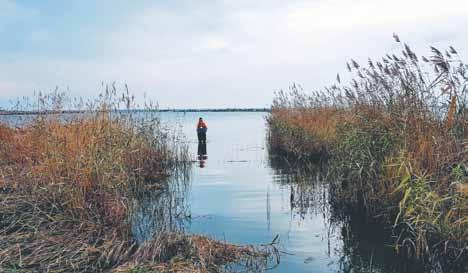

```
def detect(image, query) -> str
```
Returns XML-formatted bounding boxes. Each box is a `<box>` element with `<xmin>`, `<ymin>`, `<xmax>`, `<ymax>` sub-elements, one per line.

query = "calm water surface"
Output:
<box><xmin>143</xmin><ymin>112</ymin><xmax>423</xmax><ymax>273</ymax></box>
<box><xmin>1</xmin><ymin>111</ymin><xmax>424</xmax><ymax>273</ymax></box>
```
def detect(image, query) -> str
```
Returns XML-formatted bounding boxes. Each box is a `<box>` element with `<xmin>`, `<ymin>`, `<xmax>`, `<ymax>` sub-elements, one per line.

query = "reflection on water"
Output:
<box><xmin>128</xmin><ymin>112</ymin><xmax>432</xmax><ymax>273</ymax></box>
<box><xmin>269</xmin><ymin>151</ymin><xmax>426</xmax><ymax>273</ymax></box>
<box><xmin>3</xmin><ymin>112</ymin><xmax>431</xmax><ymax>273</ymax></box>
<box><xmin>130</xmin><ymin>174</ymin><xmax>191</xmax><ymax>244</ymax></box>
<box><xmin>197</xmin><ymin>142</ymin><xmax>208</xmax><ymax>168</ymax></box>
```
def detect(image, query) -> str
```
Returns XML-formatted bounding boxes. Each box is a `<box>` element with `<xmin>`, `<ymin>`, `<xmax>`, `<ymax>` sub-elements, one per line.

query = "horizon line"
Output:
<box><xmin>0</xmin><ymin>107</ymin><xmax>272</xmax><ymax>116</ymax></box>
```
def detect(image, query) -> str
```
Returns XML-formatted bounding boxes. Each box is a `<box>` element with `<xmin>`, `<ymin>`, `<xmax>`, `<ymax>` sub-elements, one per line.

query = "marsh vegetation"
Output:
<box><xmin>0</xmin><ymin>91</ymin><xmax>277</xmax><ymax>272</ymax></box>
<box><xmin>267</xmin><ymin>38</ymin><xmax>467</xmax><ymax>272</ymax></box>
<box><xmin>1</xmin><ymin>38</ymin><xmax>466</xmax><ymax>273</ymax></box>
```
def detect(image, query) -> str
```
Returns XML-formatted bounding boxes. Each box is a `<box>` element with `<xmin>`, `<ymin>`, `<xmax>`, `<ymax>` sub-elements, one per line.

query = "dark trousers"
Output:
<box><xmin>197</xmin><ymin>132</ymin><xmax>206</xmax><ymax>144</ymax></box>
<box><xmin>197</xmin><ymin>142</ymin><xmax>207</xmax><ymax>156</ymax></box>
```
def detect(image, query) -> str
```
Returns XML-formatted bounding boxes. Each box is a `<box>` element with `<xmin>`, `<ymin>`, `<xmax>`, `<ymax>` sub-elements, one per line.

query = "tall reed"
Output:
<box><xmin>267</xmin><ymin>37</ymin><xmax>467</xmax><ymax>269</ymax></box>
<box><xmin>0</xmin><ymin>90</ymin><xmax>189</xmax><ymax>229</ymax></box>
<box><xmin>0</xmin><ymin>89</ymin><xmax>277</xmax><ymax>272</ymax></box>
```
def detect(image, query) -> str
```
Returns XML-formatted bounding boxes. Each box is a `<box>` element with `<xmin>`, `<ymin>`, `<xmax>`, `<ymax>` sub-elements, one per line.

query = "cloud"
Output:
<box><xmin>0</xmin><ymin>0</ymin><xmax>467</xmax><ymax>108</ymax></box>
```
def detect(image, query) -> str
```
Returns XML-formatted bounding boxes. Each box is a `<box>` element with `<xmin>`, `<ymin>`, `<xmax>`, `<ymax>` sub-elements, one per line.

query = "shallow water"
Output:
<box><xmin>133</xmin><ymin>111</ymin><xmax>425</xmax><ymax>273</ymax></box>
<box><xmin>1</xmin><ymin>111</ymin><xmax>426</xmax><ymax>273</ymax></box>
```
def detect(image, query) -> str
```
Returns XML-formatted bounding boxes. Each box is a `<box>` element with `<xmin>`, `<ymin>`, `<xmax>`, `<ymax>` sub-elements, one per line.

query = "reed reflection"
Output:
<box><xmin>130</xmin><ymin>174</ymin><xmax>191</xmax><ymax>244</ymax></box>
<box><xmin>267</xmin><ymin>152</ymin><xmax>427</xmax><ymax>273</ymax></box>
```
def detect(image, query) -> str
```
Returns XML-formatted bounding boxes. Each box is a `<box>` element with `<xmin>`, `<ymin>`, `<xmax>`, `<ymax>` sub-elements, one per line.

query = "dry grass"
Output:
<box><xmin>0</xmin><ymin>194</ymin><xmax>277</xmax><ymax>273</ymax></box>
<box><xmin>0</xmin><ymin>113</ymin><xmax>178</xmax><ymax>228</ymax></box>
<box><xmin>267</xmin><ymin>106</ymin><xmax>344</xmax><ymax>158</ymax></box>
<box><xmin>267</xmin><ymin>37</ymin><xmax>467</xmax><ymax>267</ymax></box>
<box><xmin>0</xmin><ymin>91</ymin><xmax>277</xmax><ymax>272</ymax></box>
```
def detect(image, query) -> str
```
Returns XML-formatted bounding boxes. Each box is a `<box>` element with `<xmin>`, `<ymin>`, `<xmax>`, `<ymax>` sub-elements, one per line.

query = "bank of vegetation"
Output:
<box><xmin>267</xmin><ymin>37</ymin><xmax>467</xmax><ymax>271</ymax></box>
<box><xmin>0</xmin><ymin>91</ymin><xmax>275</xmax><ymax>272</ymax></box>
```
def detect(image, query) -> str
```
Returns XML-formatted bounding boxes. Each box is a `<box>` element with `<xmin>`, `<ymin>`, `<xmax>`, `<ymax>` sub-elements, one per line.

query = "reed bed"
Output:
<box><xmin>0</xmin><ymin>90</ymin><xmax>276</xmax><ymax>272</ymax></box>
<box><xmin>267</xmin><ymin>37</ymin><xmax>467</xmax><ymax>270</ymax></box>
<box><xmin>0</xmin><ymin>91</ymin><xmax>185</xmax><ymax>228</ymax></box>
<box><xmin>0</xmin><ymin>194</ymin><xmax>277</xmax><ymax>273</ymax></box>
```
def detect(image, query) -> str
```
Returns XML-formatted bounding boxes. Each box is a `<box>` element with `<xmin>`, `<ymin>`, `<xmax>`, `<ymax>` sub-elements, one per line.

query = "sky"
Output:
<box><xmin>0</xmin><ymin>0</ymin><xmax>467</xmax><ymax>109</ymax></box>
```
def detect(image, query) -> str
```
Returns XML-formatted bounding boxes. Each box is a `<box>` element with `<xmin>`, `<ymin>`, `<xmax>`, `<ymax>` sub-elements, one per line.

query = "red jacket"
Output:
<box><xmin>197</xmin><ymin>120</ymin><xmax>207</xmax><ymax>129</ymax></box>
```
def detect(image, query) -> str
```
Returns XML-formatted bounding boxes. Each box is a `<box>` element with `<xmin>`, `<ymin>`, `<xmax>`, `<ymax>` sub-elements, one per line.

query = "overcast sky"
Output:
<box><xmin>1</xmin><ymin>0</ymin><xmax>467</xmax><ymax>109</ymax></box>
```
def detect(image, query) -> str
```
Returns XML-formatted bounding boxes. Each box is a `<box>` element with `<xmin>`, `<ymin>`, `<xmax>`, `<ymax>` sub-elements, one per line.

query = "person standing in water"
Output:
<box><xmin>197</xmin><ymin>117</ymin><xmax>208</xmax><ymax>164</ymax></box>
<box><xmin>196</xmin><ymin>117</ymin><xmax>208</xmax><ymax>144</ymax></box>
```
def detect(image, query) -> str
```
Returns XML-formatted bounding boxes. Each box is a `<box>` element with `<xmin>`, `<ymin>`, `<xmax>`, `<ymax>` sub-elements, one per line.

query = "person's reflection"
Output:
<box><xmin>197</xmin><ymin>142</ymin><xmax>207</xmax><ymax>168</ymax></box>
<box><xmin>198</xmin><ymin>159</ymin><xmax>206</xmax><ymax>168</ymax></box>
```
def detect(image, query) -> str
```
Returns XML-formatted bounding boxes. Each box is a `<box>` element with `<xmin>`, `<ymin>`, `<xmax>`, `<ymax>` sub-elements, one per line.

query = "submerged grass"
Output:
<box><xmin>0</xmin><ymin>90</ymin><xmax>277</xmax><ymax>272</ymax></box>
<box><xmin>0</xmin><ymin>195</ymin><xmax>277</xmax><ymax>273</ymax></box>
<box><xmin>267</xmin><ymin>37</ymin><xmax>467</xmax><ymax>270</ymax></box>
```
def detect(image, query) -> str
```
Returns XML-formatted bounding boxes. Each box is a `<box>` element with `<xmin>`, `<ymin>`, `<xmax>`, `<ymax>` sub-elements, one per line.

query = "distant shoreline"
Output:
<box><xmin>0</xmin><ymin>108</ymin><xmax>271</xmax><ymax>116</ymax></box>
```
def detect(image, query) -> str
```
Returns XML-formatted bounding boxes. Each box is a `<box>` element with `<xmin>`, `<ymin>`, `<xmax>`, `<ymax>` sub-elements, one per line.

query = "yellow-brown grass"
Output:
<box><xmin>268</xmin><ymin>107</ymin><xmax>347</xmax><ymax>158</ymax></box>
<box><xmin>0</xmin><ymin>114</ymin><xmax>172</xmax><ymax>227</ymax></box>
<box><xmin>271</xmin><ymin>107</ymin><xmax>343</xmax><ymax>142</ymax></box>
<box><xmin>0</xmin><ymin>195</ymin><xmax>276</xmax><ymax>272</ymax></box>
<box><xmin>0</xmin><ymin>92</ymin><xmax>276</xmax><ymax>272</ymax></box>
<box><xmin>267</xmin><ymin>40</ymin><xmax>468</xmax><ymax>266</ymax></box>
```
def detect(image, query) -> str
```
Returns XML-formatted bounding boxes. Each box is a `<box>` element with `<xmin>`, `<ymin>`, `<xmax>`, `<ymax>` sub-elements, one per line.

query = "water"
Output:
<box><xmin>137</xmin><ymin>111</ymin><xmax>424</xmax><ymax>273</ymax></box>
<box><xmin>1</xmin><ymin>111</ymin><xmax>425</xmax><ymax>272</ymax></box>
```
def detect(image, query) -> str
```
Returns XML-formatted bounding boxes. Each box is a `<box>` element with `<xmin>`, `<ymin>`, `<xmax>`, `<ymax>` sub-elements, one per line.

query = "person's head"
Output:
<box><xmin>199</xmin><ymin>117</ymin><xmax>203</xmax><ymax>121</ymax></box>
